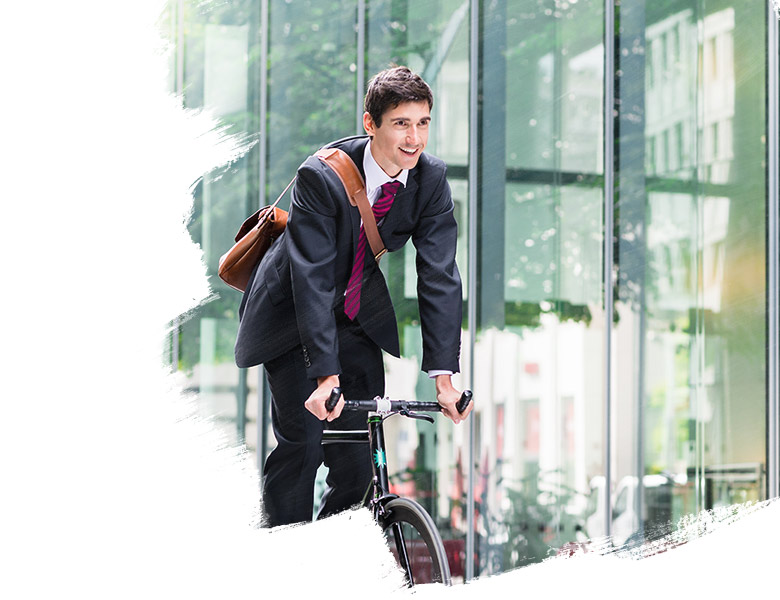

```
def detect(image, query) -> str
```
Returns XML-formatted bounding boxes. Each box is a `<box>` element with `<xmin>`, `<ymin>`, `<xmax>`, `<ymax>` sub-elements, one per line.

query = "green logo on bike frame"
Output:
<box><xmin>373</xmin><ymin>449</ymin><xmax>386</xmax><ymax>468</ymax></box>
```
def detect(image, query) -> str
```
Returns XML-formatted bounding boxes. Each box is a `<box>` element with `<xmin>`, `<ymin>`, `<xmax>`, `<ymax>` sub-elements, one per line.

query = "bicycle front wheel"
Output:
<box><xmin>379</xmin><ymin>497</ymin><xmax>452</xmax><ymax>586</ymax></box>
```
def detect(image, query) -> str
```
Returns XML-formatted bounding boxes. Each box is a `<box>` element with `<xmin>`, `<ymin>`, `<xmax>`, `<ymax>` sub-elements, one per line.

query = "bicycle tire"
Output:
<box><xmin>378</xmin><ymin>497</ymin><xmax>452</xmax><ymax>586</ymax></box>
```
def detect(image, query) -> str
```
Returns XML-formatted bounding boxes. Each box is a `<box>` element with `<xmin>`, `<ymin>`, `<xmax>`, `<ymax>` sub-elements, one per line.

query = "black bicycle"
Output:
<box><xmin>323</xmin><ymin>387</ymin><xmax>472</xmax><ymax>587</ymax></box>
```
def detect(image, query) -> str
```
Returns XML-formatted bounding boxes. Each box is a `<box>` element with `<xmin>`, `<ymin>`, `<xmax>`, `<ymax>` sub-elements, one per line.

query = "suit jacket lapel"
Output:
<box><xmin>334</xmin><ymin>136</ymin><xmax>418</xmax><ymax>256</ymax></box>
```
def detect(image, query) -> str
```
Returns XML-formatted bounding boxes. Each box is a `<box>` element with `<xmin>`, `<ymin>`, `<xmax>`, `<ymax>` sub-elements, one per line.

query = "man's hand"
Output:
<box><xmin>305</xmin><ymin>375</ymin><xmax>343</xmax><ymax>421</ymax></box>
<box><xmin>435</xmin><ymin>375</ymin><xmax>473</xmax><ymax>425</ymax></box>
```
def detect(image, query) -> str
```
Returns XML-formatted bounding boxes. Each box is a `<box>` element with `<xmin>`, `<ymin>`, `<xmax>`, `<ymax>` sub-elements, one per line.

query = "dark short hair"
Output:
<box><xmin>364</xmin><ymin>66</ymin><xmax>433</xmax><ymax>127</ymax></box>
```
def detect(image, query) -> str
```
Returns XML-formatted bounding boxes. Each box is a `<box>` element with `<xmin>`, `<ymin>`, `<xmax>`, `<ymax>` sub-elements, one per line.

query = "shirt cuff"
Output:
<box><xmin>427</xmin><ymin>370</ymin><xmax>453</xmax><ymax>379</ymax></box>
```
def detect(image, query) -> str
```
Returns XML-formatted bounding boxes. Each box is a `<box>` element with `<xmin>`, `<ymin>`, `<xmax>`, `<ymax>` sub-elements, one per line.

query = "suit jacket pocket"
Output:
<box><xmin>265</xmin><ymin>262</ymin><xmax>286</xmax><ymax>306</ymax></box>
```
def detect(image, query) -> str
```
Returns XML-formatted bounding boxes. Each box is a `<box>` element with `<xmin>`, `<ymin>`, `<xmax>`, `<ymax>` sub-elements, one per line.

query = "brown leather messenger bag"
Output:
<box><xmin>218</xmin><ymin>147</ymin><xmax>387</xmax><ymax>292</ymax></box>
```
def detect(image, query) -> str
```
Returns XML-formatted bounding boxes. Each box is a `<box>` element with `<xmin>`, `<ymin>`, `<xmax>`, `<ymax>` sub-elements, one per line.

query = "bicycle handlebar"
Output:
<box><xmin>326</xmin><ymin>387</ymin><xmax>473</xmax><ymax>415</ymax></box>
<box><xmin>458</xmin><ymin>390</ymin><xmax>473</xmax><ymax>413</ymax></box>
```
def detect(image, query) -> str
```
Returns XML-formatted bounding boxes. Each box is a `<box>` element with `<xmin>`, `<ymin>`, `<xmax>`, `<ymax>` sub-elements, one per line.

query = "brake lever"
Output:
<box><xmin>399</xmin><ymin>409</ymin><xmax>435</xmax><ymax>424</ymax></box>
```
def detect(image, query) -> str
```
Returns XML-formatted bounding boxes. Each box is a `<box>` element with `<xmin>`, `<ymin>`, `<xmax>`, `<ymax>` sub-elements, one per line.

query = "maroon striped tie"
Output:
<box><xmin>344</xmin><ymin>180</ymin><xmax>401</xmax><ymax>320</ymax></box>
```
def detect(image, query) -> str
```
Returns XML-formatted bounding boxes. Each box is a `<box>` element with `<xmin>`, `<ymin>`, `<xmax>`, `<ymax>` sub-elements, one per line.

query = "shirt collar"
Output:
<box><xmin>363</xmin><ymin>139</ymin><xmax>408</xmax><ymax>199</ymax></box>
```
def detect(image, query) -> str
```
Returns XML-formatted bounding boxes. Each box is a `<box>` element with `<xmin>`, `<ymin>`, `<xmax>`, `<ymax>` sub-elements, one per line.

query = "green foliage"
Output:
<box><xmin>266</xmin><ymin>0</ymin><xmax>361</xmax><ymax>196</ymax></box>
<box><xmin>492</xmin><ymin>466</ymin><xmax>588</xmax><ymax>570</ymax></box>
<box><xmin>505</xmin><ymin>299</ymin><xmax>592</xmax><ymax>328</ymax></box>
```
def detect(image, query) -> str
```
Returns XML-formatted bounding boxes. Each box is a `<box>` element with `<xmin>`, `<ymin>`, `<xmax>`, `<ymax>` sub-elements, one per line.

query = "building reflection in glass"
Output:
<box><xmin>164</xmin><ymin>0</ymin><xmax>773</xmax><ymax>579</ymax></box>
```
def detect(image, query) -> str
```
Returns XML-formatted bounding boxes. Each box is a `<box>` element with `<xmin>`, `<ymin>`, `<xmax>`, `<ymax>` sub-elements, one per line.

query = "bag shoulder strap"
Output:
<box><xmin>315</xmin><ymin>147</ymin><xmax>386</xmax><ymax>262</ymax></box>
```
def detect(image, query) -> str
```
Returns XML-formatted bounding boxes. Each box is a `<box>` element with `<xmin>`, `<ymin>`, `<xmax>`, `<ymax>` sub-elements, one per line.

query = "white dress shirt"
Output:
<box><xmin>362</xmin><ymin>139</ymin><xmax>409</xmax><ymax>206</ymax></box>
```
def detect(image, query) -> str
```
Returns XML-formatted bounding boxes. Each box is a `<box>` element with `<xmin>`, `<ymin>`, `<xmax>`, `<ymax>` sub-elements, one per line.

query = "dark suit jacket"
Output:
<box><xmin>234</xmin><ymin>135</ymin><xmax>462</xmax><ymax>379</ymax></box>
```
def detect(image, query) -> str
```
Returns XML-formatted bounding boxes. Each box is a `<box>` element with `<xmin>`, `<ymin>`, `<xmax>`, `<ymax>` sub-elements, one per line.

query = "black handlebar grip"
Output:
<box><xmin>456</xmin><ymin>390</ymin><xmax>473</xmax><ymax>414</ymax></box>
<box><xmin>326</xmin><ymin>387</ymin><xmax>342</xmax><ymax>412</ymax></box>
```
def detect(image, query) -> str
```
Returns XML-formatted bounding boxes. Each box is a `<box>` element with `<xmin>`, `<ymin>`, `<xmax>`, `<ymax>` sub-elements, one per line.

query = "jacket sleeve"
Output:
<box><xmin>286</xmin><ymin>162</ymin><xmax>342</xmax><ymax>379</ymax></box>
<box><xmin>412</xmin><ymin>168</ymin><xmax>463</xmax><ymax>374</ymax></box>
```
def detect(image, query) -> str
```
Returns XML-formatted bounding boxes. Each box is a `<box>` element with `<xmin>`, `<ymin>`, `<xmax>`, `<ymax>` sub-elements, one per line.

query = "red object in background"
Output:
<box><xmin>564</xmin><ymin>397</ymin><xmax>575</xmax><ymax>455</ymax></box>
<box><xmin>389</xmin><ymin>458</ymin><xmax>417</xmax><ymax>498</ymax></box>
<box><xmin>443</xmin><ymin>539</ymin><xmax>465</xmax><ymax>579</ymax></box>
<box><xmin>557</xmin><ymin>540</ymin><xmax>590</xmax><ymax>557</ymax></box>
<box><xmin>388</xmin><ymin>540</ymin><xmax>471</xmax><ymax>584</ymax></box>
<box><xmin>388</xmin><ymin>541</ymin><xmax>434</xmax><ymax>583</ymax></box>
<box><xmin>450</xmin><ymin>449</ymin><xmax>465</xmax><ymax>530</ymax></box>
<box><xmin>525</xmin><ymin>403</ymin><xmax>540</xmax><ymax>456</ymax></box>
<box><xmin>496</xmin><ymin>405</ymin><xmax>505</xmax><ymax>462</ymax></box>
<box><xmin>474</xmin><ymin>449</ymin><xmax>490</xmax><ymax>501</ymax></box>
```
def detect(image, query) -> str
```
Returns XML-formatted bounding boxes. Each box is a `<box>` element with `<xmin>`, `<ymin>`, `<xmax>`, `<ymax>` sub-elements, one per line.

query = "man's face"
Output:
<box><xmin>363</xmin><ymin>101</ymin><xmax>430</xmax><ymax>177</ymax></box>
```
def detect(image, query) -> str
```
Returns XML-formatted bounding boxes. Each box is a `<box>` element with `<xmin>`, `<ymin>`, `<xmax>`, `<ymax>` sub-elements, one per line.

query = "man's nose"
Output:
<box><xmin>406</xmin><ymin>126</ymin><xmax>420</xmax><ymax>144</ymax></box>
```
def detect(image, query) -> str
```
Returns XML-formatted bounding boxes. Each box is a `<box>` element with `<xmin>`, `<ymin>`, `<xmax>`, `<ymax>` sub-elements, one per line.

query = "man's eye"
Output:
<box><xmin>395</xmin><ymin>121</ymin><xmax>408</xmax><ymax>127</ymax></box>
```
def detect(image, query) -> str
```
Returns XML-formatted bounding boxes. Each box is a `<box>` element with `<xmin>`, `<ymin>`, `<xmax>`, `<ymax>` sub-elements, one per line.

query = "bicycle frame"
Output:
<box><xmin>321</xmin><ymin>391</ymin><xmax>471</xmax><ymax>586</ymax></box>
<box><xmin>321</xmin><ymin>412</ymin><xmax>422</xmax><ymax>584</ymax></box>
<box><xmin>320</xmin><ymin>412</ymin><xmax>393</xmax><ymax>508</ymax></box>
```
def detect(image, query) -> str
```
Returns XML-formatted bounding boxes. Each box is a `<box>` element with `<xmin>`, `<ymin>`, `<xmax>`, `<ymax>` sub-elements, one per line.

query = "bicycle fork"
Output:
<box><xmin>366</xmin><ymin>415</ymin><xmax>416</xmax><ymax>585</ymax></box>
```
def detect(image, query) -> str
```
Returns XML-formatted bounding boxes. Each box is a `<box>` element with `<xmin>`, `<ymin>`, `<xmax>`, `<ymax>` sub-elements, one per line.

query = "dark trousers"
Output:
<box><xmin>261</xmin><ymin>313</ymin><xmax>384</xmax><ymax>527</ymax></box>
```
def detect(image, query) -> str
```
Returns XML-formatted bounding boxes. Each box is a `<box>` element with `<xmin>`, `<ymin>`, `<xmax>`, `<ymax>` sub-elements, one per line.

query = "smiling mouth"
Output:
<box><xmin>400</xmin><ymin>146</ymin><xmax>419</xmax><ymax>156</ymax></box>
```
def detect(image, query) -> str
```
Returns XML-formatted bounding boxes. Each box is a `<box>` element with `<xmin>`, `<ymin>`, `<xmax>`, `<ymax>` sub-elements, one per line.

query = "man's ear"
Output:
<box><xmin>363</xmin><ymin>111</ymin><xmax>375</xmax><ymax>136</ymax></box>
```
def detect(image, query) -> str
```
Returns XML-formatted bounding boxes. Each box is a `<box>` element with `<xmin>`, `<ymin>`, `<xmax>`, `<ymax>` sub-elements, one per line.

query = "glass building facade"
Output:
<box><xmin>163</xmin><ymin>0</ymin><xmax>780</xmax><ymax>580</ymax></box>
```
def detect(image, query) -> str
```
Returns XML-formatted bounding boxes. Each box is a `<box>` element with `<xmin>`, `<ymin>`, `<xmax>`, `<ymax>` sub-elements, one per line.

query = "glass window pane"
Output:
<box><xmin>612</xmin><ymin>0</ymin><xmax>767</xmax><ymax>548</ymax></box>
<box><xmin>475</xmin><ymin>0</ymin><xmax>605</xmax><ymax>573</ymax></box>
<box><xmin>268</xmin><ymin>0</ymin><xmax>359</xmax><ymax>198</ymax></box>
<box><xmin>173</xmin><ymin>1</ymin><xmax>262</xmax><ymax>452</ymax></box>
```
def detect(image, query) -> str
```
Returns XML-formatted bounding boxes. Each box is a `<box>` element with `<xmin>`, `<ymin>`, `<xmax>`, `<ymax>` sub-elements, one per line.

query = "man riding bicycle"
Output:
<box><xmin>235</xmin><ymin>66</ymin><xmax>473</xmax><ymax>527</ymax></box>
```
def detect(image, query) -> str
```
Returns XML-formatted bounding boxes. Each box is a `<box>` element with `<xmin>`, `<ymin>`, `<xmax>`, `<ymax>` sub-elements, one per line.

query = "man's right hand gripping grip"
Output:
<box><xmin>326</xmin><ymin>387</ymin><xmax>342</xmax><ymax>412</ymax></box>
